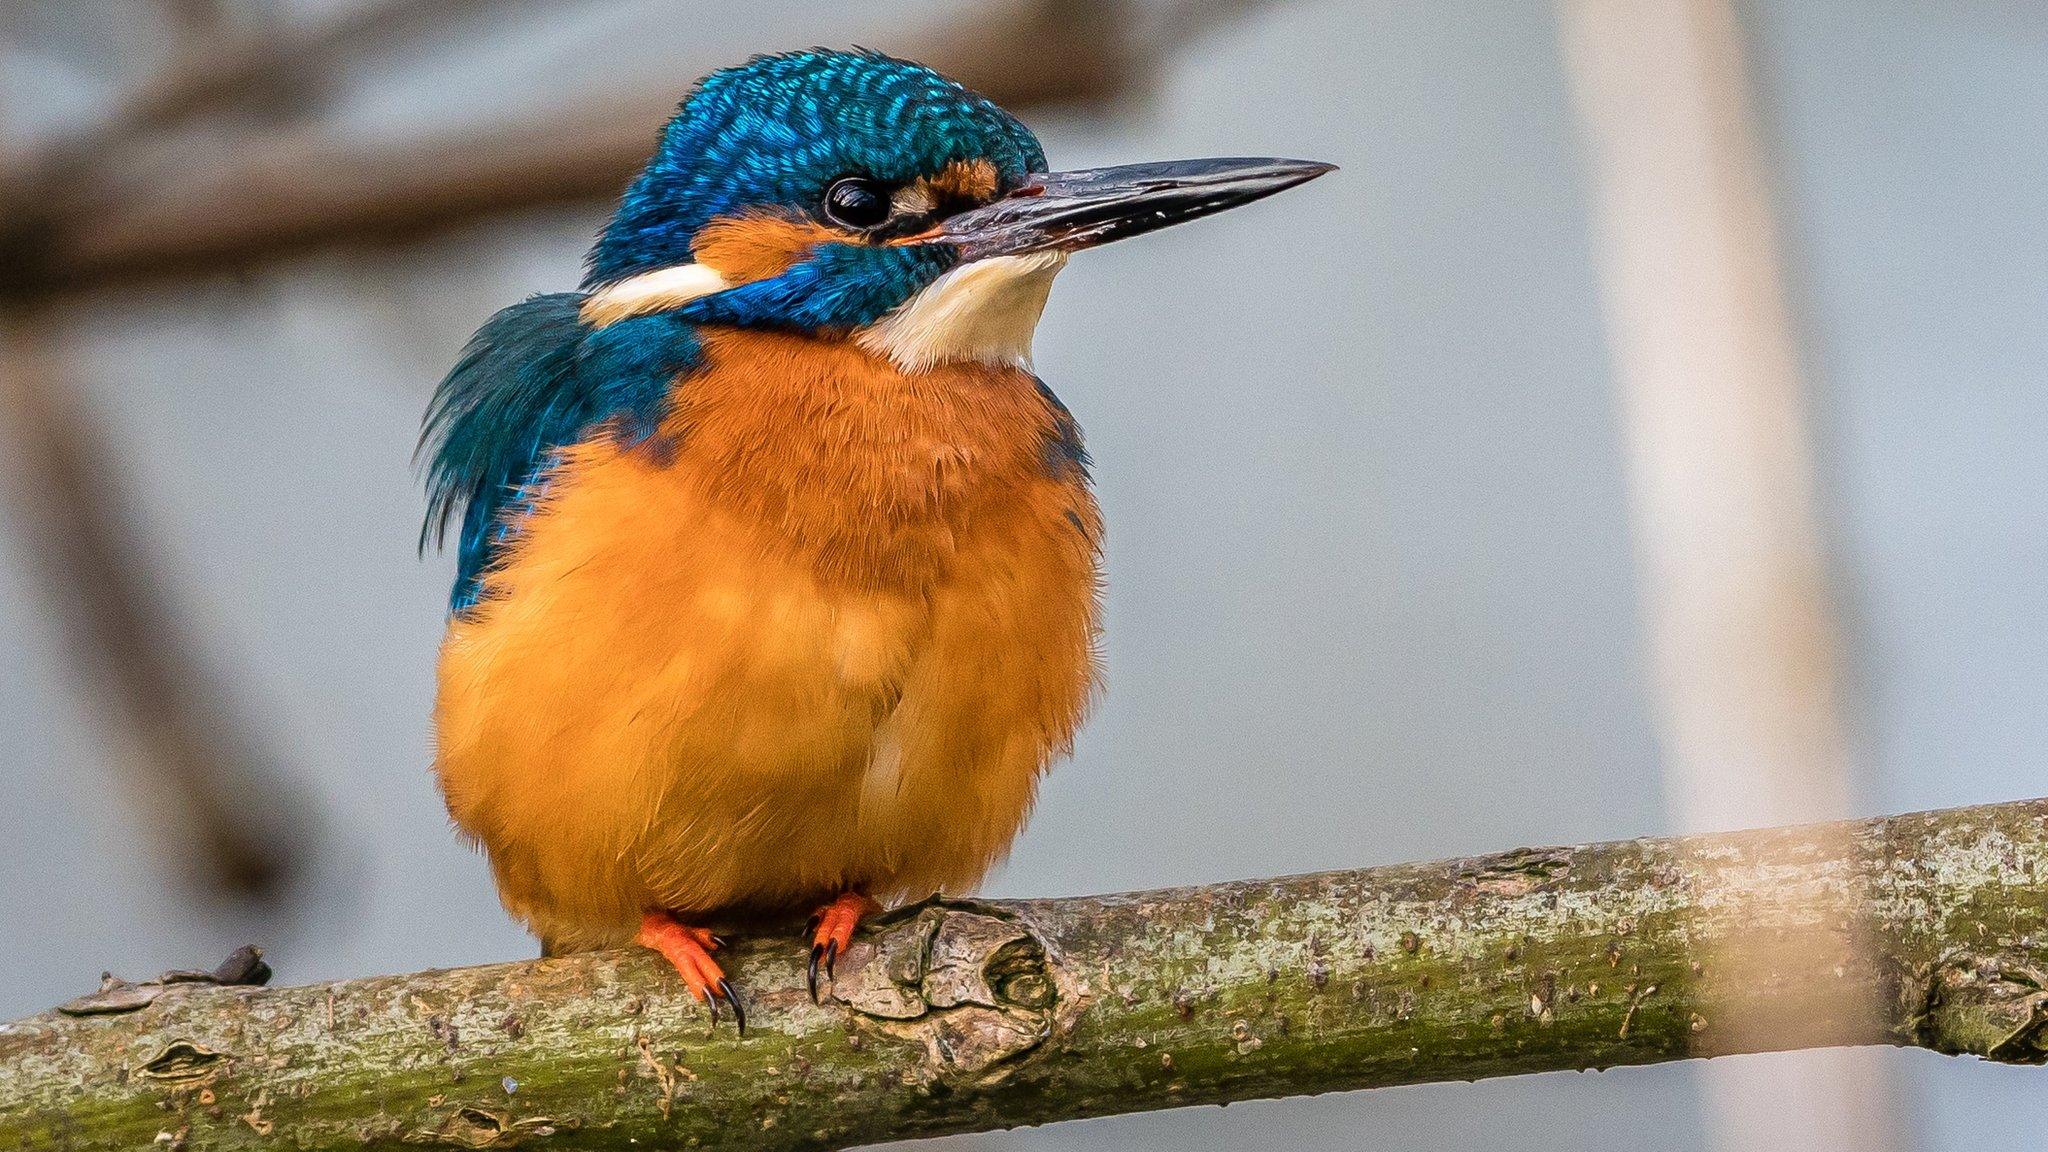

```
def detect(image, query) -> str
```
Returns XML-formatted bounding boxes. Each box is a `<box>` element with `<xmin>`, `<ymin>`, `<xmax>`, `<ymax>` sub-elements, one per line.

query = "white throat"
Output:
<box><xmin>857</xmin><ymin>252</ymin><xmax>1067</xmax><ymax>372</ymax></box>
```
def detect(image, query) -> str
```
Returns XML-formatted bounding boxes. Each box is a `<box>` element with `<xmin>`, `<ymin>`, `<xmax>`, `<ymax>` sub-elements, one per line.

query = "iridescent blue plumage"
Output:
<box><xmin>682</xmin><ymin>243</ymin><xmax>956</xmax><ymax>331</ymax></box>
<box><xmin>419</xmin><ymin>299</ymin><xmax>698</xmax><ymax>611</ymax></box>
<box><xmin>421</xmin><ymin>49</ymin><xmax>1050</xmax><ymax>613</ymax></box>
<box><xmin>587</xmin><ymin>49</ymin><xmax>1044</xmax><ymax>286</ymax></box>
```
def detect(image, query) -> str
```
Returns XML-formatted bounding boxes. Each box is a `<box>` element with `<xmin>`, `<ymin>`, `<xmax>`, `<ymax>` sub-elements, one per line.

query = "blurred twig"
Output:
<box><xmin>3</xmin><ymin>0</ymin><xmax>512</xmax><ymax>192</ymax></box>
<box><xmin>0</xmin><ymin>315</ymin><xmax>315</xmax><ymax>902</ymax></box>
<box><xmin>0</xmin><ymin>0</ymin><xmax>1303</xmax><ymax>297</ymax></box>
<box><xmin>0</xmin><ymin>0</ymin><xmax>522</xmax><ymax>304</ymax></box>
<box><xmin>1558</xmin><ymin>1</ymin><xmax>1896</xmax><ymax>1148</ymax></box>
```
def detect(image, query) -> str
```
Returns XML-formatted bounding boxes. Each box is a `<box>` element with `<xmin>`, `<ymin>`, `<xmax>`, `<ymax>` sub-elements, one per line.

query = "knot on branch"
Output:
<box><xmin>1906</xmin><ymin>950</ymin><xmax>2048</xmax><ymax>1064</ymax></box>
<box><xmin>827</xmin><ymin>902</ymin><xmax>1056</xmax><ymax>1081</ymax></box>
<box><xmin>425</xmin><ymin>1105</ymin><xmax>565</xmax><ymax>1149</ymax></box>
<box><xmin>136</xmin><ymin>1040</ymin><xmax>229</xmax><ymax>1088</ymax></box>
<box><xmin>1459</xmin><ymin>846</ymin><xmax>1575</xmax><ymax>897</ymax></box>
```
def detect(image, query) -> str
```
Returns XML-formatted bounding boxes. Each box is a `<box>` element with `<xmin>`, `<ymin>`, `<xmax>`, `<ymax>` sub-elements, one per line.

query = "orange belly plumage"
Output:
<box><xmin>432</xmin><ymin>328</ymin><xmax>1100</xmax><ymax>952</ymax></box>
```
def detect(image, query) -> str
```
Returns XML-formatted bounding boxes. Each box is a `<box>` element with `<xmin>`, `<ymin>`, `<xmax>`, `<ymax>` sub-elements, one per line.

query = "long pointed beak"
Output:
<box><xmin>938</xmin><ymin>157</ymin><xmax>1336</xmax><ymax>260</ymax></box>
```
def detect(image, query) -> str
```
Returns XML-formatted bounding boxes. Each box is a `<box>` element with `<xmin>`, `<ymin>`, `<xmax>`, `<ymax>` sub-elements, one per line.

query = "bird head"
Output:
<box><xmin>581</xmin><ymin>49</ymin><xmax>1332</xmax><ymax>370</ymax></box>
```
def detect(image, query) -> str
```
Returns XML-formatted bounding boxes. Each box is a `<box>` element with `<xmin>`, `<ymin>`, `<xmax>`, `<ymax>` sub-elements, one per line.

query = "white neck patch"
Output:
<box><xmin>581</xmin><ymin>263</ymin><xmax>731</xmax><ymax>327</ymax></box>
<box><xmin>856</xmin><ymin>252</ymin><xmax>1068</xmax><ymax>372</ymax></box>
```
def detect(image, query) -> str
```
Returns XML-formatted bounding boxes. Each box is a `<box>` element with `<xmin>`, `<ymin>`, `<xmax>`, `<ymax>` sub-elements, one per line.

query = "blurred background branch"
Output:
<box><xmin>0</xmin><ymin>316</ymin><xmax>315</xmax><ymax>901</ymax></box>
<box><xmin>1558</xmin><ymin>1</ymin><xmax>1895</xmax><ymax>1148</ymax></box>
<box><xmin>0</xmin><ymin>0</ymin><xmax>1311</xmax><ymax>297</ymax></box>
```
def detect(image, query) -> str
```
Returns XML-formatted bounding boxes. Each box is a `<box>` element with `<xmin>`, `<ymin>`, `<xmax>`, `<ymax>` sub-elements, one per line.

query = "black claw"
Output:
<box><xmin>717</xmin><ymin>979</ymin><xmax>746</xmax><ymax>1036</ymax></box>
<box><xmin>710</xmin><ymin>934</ymin><xmax>730</xmax><ymax>950</ymax></box>
<box><xmin>823</xmin><ymin>939</ymin><xmax>839</xmax><ymax>981</ymax></box>
<box><xmin>807</xmin><ymin>944</ymin><xmax>826</xmax><ymax>1003</ymax></box>
<box><xmin>803</xmin><ymin>912</ymin><xmax>822</xmax><ymax>939</ymax></box>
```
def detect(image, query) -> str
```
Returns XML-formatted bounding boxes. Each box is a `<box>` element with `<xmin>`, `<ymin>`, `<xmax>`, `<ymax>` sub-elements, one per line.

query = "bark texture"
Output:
<box><xmin>5</xmin><ymin>799</ymin><xmax>2047</xmax><ymax>1150</ymax></box>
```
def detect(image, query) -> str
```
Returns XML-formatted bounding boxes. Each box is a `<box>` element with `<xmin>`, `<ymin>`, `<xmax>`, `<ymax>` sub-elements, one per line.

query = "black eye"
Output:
<box><xmin>823</xmin><ymin>176</ymin><xmax>891</xmax><ymax>230</ymax></box>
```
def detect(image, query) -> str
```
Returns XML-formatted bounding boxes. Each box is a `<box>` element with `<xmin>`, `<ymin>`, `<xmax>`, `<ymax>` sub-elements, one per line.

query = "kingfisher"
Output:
<box><xmin>421</xmin><ymin>49</ymin><xmax>1329</xmax><ymax>1032</ymax></box>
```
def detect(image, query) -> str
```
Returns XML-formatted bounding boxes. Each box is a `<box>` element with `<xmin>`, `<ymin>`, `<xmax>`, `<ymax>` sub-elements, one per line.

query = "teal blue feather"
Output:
<box><xmin>587</xmin><ymin>49</ymin><xmax>1043</xmax><ymax>286</ymax></box>
<box><xmin>423</xmin><ymin>49</ymin><xmax>1052</xmax><ymax>613</ymax></box>
<box><xmin>419</xmin><ymin>296</ymin><xmax>699</xmax><ymax>612</ymax></box>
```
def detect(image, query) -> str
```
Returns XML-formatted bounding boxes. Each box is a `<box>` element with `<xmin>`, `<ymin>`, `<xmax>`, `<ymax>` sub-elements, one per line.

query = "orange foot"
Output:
<box><xmin>806</xmin><ymin>890</ymin><xmax>881</xmax><ymax>1002</ymax></box>
<box><xmin>636</xmin><ymin>911</ymin><xmax>744</xmax><ymax>1034</ymax></box>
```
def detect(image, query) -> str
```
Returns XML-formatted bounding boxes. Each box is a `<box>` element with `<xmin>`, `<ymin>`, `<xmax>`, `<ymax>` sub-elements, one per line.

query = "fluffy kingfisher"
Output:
<box><xmin>421</xmin><ymin>48</ymin><xmax>1330</xmax><ymax>1031</ymax></box>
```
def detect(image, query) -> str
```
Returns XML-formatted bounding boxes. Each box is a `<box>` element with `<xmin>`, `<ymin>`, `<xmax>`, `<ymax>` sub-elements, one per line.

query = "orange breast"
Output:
<box><xmin>432</xmin><ymin>328</ymin><xmax>1100</xmax><ymax>950</ymax></box>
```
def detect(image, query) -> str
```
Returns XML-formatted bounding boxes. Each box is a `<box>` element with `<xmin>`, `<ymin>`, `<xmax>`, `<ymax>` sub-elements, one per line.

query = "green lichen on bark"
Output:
<box><xmin>3</xmin><ymin>799</ymin><xmax>2046</xmax><ymax>1150</ymax></box>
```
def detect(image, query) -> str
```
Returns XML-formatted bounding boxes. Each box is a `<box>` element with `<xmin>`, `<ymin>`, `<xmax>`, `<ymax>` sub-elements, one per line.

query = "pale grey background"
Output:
<box><xmin>2</xmin><ymin>1</ymin><xmax>2043</xmax><ymax>1148</ymax></box>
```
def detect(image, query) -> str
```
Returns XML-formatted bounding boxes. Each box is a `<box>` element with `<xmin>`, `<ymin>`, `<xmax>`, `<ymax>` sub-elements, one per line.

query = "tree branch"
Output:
<box><xmin>0</xmin><ymin>0</ymin><xmax>1138</xmax><ymax>299</ymax></box>
<box><xmin>5</xmin><ymin>798</ymin><xmax>2046</xmax><ymax>1150</ymax></box>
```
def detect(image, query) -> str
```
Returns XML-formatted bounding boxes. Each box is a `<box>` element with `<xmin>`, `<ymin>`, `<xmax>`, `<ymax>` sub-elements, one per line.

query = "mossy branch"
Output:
<box><xmin>6</xmin><ymin>799</ymin><xmax>2048</xmax><ymax>1150</ymax></box>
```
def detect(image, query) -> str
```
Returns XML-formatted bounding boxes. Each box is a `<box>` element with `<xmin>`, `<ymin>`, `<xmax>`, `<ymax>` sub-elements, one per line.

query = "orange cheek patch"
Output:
<box><xmin>692</xmin><ymin>213</ymin><xmax>846</xmax><ymax>283</ymax></box>
<box><xmin>884</xmin><ymin>160</ymin><xmax>1006</xmax><ymax>246</ymax></box>
<box><xmin>929</xmin><ymin>159</ymin><xmax>1002</xmax><ymax>204</ymax></box>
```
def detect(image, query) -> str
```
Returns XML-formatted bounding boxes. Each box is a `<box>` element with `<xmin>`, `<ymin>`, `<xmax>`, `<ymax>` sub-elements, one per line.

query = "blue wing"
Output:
<box><xmin>419</xmin><ymin>294</ymin><xmax>701</xmax><ymax>613</ymax></box>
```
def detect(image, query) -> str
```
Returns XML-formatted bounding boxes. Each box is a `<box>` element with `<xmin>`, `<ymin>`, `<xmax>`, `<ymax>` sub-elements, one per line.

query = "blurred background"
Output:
<box><xmin>1</xmin><ymin>1</ymin><xmax>2042</xmax><ymax>1149</ymax></box>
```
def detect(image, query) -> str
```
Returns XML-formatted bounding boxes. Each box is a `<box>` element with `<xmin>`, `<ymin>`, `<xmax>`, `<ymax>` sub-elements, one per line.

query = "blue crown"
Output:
<box><xmin>584</xmin><ymin>49</ymin><xmax>1046</xmax><ymax>286</ymax></box>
